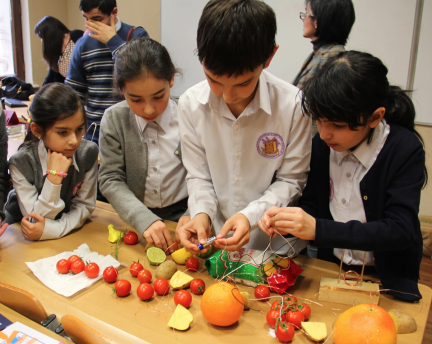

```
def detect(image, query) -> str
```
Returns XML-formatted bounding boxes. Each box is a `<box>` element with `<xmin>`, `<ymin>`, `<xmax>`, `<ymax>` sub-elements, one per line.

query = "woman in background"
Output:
<box><xmin>292</xmin><ymin>0</ymin><xmax>355</xmax><ymax>89</ymax></box>
<box><xmin>34</xmin><ymin>16</ymin><xmax>83</xmax><ymax>85</ymax></box>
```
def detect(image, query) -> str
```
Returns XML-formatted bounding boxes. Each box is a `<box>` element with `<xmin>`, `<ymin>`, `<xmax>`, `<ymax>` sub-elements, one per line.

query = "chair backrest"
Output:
<box><xmin>0</xmin><ymin>282</ymin><xmax>48</xmax><ymax>323</ymax></box>
<box><xmin>61</xmin><ymin>315</ymin><xmax>119</xmax><ymax>344</ymax></box>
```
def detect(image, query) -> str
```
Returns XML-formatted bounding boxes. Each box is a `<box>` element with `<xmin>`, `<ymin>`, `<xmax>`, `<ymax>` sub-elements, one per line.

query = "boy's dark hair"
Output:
<box><xmin>197</xmin><ymin>0</ymin><xmax>276</xmax><ymax>77</ymax></box>
<box><xmin>301</xmin><ymin>50</ymin><xmax>427</xmax><ymax>186</ymax></box>
<box><xmin>308</xmin><ymin>0</ymin><xmax>355</xmax><ymax>45</ymax></box>
<box><xmin>79</xmin><ymin>0</ymin><xmax>116</xmax><ymax>15</ymax></box>
<box><xmin>114</xmin><ymin>37</ymin><xmax>179</xmax><ymax>91</ymax></box>
<box><xmin>21</xmin><ymin>83</ymin><xmax>87</xmax><ymax>149</ymax></box>
<box><xmin>34</xmin><ymin>16</ymin><xmax>70</xmax><ymax>72</ymax></box>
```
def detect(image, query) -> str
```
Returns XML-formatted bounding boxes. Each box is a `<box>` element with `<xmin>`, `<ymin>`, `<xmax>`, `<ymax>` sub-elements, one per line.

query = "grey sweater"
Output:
<box><xmin>99</xmin><ymin>100</ymin><xmax>185</xmax><ymax>235</ymax></box>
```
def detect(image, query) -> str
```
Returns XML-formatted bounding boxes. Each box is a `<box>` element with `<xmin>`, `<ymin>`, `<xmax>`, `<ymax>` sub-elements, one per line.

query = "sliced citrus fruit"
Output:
<box><xmin>146</xmin><ymin>247</ymin><xmax>166</xmax><ymax>265</ymax></box>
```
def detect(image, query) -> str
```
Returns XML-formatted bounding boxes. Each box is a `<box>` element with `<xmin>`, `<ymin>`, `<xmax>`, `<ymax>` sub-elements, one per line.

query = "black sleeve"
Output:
<box><xmin>0</xmin><ymin>111</ymin><xmax>10</xmax><ymax>221</ymax></box>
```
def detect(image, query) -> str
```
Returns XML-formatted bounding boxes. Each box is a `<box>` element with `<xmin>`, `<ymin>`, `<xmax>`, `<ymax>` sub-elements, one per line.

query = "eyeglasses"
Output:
<box><xmin>299</xmin><ymin>12</ymin><xmax>315</xmax><ymax>20</ymax></box>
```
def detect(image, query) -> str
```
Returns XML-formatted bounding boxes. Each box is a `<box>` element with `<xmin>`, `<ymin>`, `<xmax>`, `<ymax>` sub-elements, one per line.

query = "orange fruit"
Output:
<box><xmin>200</xmin><ymin>282</ymin><xmax>244</xmax><ymax>327</ymax></box>
<box><xmin>334</xmin><ymin>303</ymin><xmax>397</xmax><ymax>344</ymax></box>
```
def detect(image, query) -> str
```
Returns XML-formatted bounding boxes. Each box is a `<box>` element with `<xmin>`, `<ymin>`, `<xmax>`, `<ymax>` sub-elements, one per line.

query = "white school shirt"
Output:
<box><xmin>330</xmin><ymin>120</ymin><xmax>390</xmax><ymax>265</ymax></box>
<box><xmin>135</xmin><ymin>98</ymin><xmax>188</xmax><ymax>208</ymax></box>
<box><xmin>9</xmin><ymin>140</ymin><xmax>98</xmax><ymax>240</ymax></box>
<box><xmin>178</xmin><ymin>70</ymin><xmax>312</xmax><ymax>253</ymax></box>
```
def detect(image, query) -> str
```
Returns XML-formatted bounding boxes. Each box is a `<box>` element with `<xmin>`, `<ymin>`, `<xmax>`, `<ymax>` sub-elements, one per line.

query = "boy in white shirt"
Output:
<box><xmin>177</xmin><ymin>0</ymin><xmax>311</xmax><ymax>253</ymax></box>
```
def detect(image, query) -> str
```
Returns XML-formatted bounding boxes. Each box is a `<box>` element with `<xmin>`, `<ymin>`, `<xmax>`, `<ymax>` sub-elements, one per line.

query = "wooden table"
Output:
<box><xmin>0</xmin><ymin>202</ymin><xmax>430</xmax><ymax>344</ymax></box>
<box><xmin>0</xmin><ymin>303</ymin><xmax>74</xmax><ymax>343</ymax></box>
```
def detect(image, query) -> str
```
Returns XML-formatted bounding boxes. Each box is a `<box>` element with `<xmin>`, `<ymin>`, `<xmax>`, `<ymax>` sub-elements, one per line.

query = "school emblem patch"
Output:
<box><xmin>256</xmin><ymin>132</ymin><xmax>285</xmax><ymax>159</ymax></box>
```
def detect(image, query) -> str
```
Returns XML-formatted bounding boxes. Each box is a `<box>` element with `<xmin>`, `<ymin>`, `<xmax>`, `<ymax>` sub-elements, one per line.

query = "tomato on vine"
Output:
<box><xmin>266</xmin><ymin>309</ymin><xmax>285</xmax><ymax>329</ymax></box>
<box><xmin>275</xmin><ymin>322</ymin><xmax>295</xmax><ymax>343</ymax></box>
<box><xmin>299</xmin><ymin>303</ymin><xmax>311</xmax><ymax>320</ymax></box>
<box><xmin>285</xmin><ymin>309</ymin><xmax>305</xmax><ymax>330</ymax></box>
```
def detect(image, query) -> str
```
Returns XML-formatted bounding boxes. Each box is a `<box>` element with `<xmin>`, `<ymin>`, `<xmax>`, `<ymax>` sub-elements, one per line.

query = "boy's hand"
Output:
<box><xmin>46</xmin><ymin>149</ymin><xmax>72</xmax><ymax>185</ymax></box>
<box><xmin>266</xmin><ymin>207</ymin><xmax>316</xmax><ymax>240</ymax></box>
<box><xmin>144</xmin><ymin>220</ymin><xmax>174</xmax><ymax>254</ymax></box>
<box><xmin>258</xmin><ymin>205</ymin><xmax>280</xmax><ymax>237</ymax></box>
<box><xmin>177</xmin><ymin>213</ymin><xmax>211</xmax><ymax>254</ymax></box>
<box><xmin>21</xmin><ymin>213</ymin><xmax>45</xmax><ymax>241</ymax></box>
<box><xmin>174</xmin><ymin>215</ymin><xmax>190</xmax><ymax>243</ymax></box>
<box><xmin>215</xmin><ymin>213</ymin><xmax>250</xmax><ymax>251</ymax></box>
<box><xmin>86</xmin><ymin>16</ymin><xmax>117</xmax><ymax>44</ymax></box>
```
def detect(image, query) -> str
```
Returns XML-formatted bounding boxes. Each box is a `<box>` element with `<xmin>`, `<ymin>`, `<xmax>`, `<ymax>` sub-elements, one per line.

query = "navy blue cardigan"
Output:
<box><xmin>299</xmin><ymin>124</ymin><xmax>425</xmax><ymax>302</ymax></box>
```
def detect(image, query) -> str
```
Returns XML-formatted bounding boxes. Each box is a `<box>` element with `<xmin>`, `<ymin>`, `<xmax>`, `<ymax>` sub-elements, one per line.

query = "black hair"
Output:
<box><xmin>21</xmin><ymin>83</ymin><xmax>86</xmax><ymax>149</ymax></box>
<box><xmin>301</xmin><ymin>50</ymin><xmax>427</xmax><ymax>186</ymax></box>
<box><xmin>113</xmin><ymin>37</ymin><xmax>179</xmax><ymax>91</ymax></box>
<box><xmin>34</xmin><ymin>16</ymin><xmax>70</xmax><ymax>72</ymax></box>
<box><xmin>307</xmin><ymin>0</ymin><xmax>355</xmax><ymax>45</ymax></box>
<box><xmin>79</xmin><ymin>0</ymin><xmax>116</xmax><ymax>15</ymax></box>
<box><xmin>197</xmin><ymin>0</ymin><xmax>276</xmax><ymax>77</ymax></box>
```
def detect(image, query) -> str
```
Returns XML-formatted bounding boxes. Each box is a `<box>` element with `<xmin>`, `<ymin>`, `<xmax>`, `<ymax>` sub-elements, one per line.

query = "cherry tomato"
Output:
<box><xmin>103</xmin><ymin>266</ymin><xmax>118</xmax><ymax>283</ymax></box>
<box><xmin>284</xmin><ymin>295</ymin><xmax>297</xmax><ymax>305</ymax></box>
<box><xmin>271</xmin><ymin>300</ymin><xmax>287</xmax><ymax>311</ymax></box>
<box><xmin>254</xmin><ymin>285</ymin><xmax>270</xmax><ymax>302</ymax></box>
<box><xmin>124</xmin><ymin>231</ymin><xmax>139</xmax><ymax>245</ymax></box>
<box><xmin>68</xmin><ymin>255</ymin><xmax>81</xmax><ymax>264</ymax></box>
<box><xmin>299</xmin><ymin>303</ymin><xmax>311</xmax><ymax>320</ymax></box>
<box><xmin>153</xmin><ymin>278</ymin><xmax>170</xmax><ymax>296</ymax></box>
<box><xmin>137</xmin><ymin>269</ymin><xmax>152</xmax><ymax>284</ymax></box>
<box><xmin>56</xmin><ymin>259</ymin><xmax>71</xmax><ymax>274</ymax></box>
<box><xmin>137</xmin><ymin>283</ymin><xmax>154</xmax><ymax>301</ymax></box>
<box><xmin>190</xmin><ymin>279</ymin><xmax>206</xmax><ymax>295</ymax></box>
<box><xmin>275</xmin><ymin>322</ymin><xmax>295</xmax><ymax>343</ymax></box>
<box><xmin>84</xmin><ymin>262</ymin><xmax>100</xmax><ymax>279</ymax></box>
<box><xmin>285</xmin><ymin>309</ymin><xmax>304</xmax><ymax>330</ymax></box>
<box><xmin>185</xmin><ymin>257</ymin><xmax>200</xmax><ymax>272</ymax></box>
<box><xmin>174</xmin><ymin>290</ymin><xmax>192</xmax><ymax>308</ymax></box>
<box><xmin>165</xmin><ymin>242</ymin><xmax>179</xmax><ymax>255</ymax></box>
<box><xmin>71</xmin><ymin>259</ymin><xmax>85</xmax><ymax>274</ymax></box>
<box><xmin>113</xmin><ymin>279</ymin><xmax>131</xmax><ymax>297</ymax></box>
<box><xmin>266</xmin><ymin>309</ymin><xmax>286</xmax><ymax>329</ymax></box>
<box><xmin>130</xmin><ymin>261</ymin><xmax>144</xmax><ymax>277</ymax></box>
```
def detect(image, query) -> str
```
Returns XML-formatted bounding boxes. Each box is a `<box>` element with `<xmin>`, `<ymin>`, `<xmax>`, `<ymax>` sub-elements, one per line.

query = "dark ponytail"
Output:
<box><xmin>301</xmin><ymin>50</ymin><xmax>427</xmax><ymax>187</ymax></box>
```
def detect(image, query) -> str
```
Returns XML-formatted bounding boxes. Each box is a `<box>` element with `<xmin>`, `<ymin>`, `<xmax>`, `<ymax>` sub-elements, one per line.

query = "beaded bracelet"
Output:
<box><xmin>46</xmin><ymin>170</ymin><xmax>68</xmax><ymax>178</ymax></box>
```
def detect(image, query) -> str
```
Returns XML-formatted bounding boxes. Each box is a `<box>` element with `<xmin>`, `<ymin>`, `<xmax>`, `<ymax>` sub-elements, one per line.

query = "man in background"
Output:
<box><xmin>66</xmin><ymin>0</ymin><xmax>149</xmax><ymax>144</ymax></box>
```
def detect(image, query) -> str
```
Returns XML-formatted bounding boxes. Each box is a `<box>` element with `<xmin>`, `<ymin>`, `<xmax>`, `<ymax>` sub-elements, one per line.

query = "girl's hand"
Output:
<box><xmin>46</xmin><ymin>149</ymin><xmax>72</xmax><ymax>185</ymax></box>
<box><xmin>21</xmin><ymin>213</ymin><xmax>45</xmax><ymax>241</ymax></box>
<box><xmin>144</xmin><ymin>220</ymin><xmax>174</xmax><ymax>254</ymax></box>
<box><xmin>215</xmin><ymin>213</ymin><xmax>250</xmax><ymax>251</ymax></box>
<box><xmin>266</xmin><ymin>207</ymin><xmax>316</xmax><ymax>240</ymax></box>
<box><xmin>258</xmin><ymin>206</ymin><xmax>280</xmax><ymax>237</ymax></box>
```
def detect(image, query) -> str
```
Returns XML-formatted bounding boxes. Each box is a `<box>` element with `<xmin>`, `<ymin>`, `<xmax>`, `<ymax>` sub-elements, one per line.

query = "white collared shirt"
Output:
<box><xmin>9</xmin><ymin>141</ymin><xmax>98</xmax><ymax>240</ymax></box>
<box><xmin>331</xmin><ymin>120</ymin><xmax>390</xmax><ymax>265</ymax></box>
<box><xmin>135</xmin><ymin>98</ymin><xmax>188</xmax><ymax>208</ymax></box>
<box><xmin>178</xmin><ymin>70</ymin><xmax>311</xmax><ymax>252</ymax></box>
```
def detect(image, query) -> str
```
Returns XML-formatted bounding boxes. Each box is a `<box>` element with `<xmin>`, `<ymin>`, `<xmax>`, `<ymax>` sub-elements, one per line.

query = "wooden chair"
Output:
<box><xmin>61</xmin><ymin>315</ymin><xmax>119</xmax><ymax>344</ymax></box>
<box><xmin>0</xmin><ymin>282</ymin><xmax>48</xmax><ymax>323</ymax></box>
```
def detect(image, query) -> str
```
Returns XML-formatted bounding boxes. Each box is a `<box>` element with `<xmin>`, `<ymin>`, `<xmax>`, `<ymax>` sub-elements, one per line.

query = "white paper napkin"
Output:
<box><xmin>26</xmin><ymin>243</ymin><xmax>121</xmax><ymax>297</ymax></box>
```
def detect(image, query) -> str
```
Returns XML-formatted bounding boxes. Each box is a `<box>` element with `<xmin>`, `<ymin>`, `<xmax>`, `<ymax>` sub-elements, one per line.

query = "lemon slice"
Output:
<box><xmin>147</xmin><ymin>247</ymin><xmax>166</xmax><ymax>265</ymax></box>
